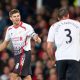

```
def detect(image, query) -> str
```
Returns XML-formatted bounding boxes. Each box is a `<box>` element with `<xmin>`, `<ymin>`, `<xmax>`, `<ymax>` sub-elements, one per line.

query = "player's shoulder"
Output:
<box><xmin>69</xmin><ymin>19</ymin><xmax>80</xmax><ymax>28</ymax></box>
<box><xmin>22</xmin><ymin>22</ymin><xmax>33</xmax><ymax>31</ymax></box>
<box><xmin>7</xmin><ymin>25</ymin><xmax>13</xmax><ymax>31</ymax></box>
<box><xmin>67</xmin><ymin>19</ymin><xmax>80</xmax><ymax>24</ymax></box>
<box><xmin>22</xmin><ymin>22</ymin><xmax>32</xmax><ymax>28</ymax></box>
<box><xmin>50</xmin><ymin>21</ymin><xmax>59</xmax><ymax>29</ymax></box>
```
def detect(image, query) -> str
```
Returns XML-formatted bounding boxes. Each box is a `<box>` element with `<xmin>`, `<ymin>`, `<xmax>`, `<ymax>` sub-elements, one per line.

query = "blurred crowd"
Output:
<box><xmin>0</xmin><ymin>0</ymin><xmax>80</xmax><ymax>80</ymax></box>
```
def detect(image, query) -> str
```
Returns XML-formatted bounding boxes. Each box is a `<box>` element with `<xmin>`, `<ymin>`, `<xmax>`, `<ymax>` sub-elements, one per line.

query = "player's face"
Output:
<box><xmin>10</xmin><ymin>13</ymin><xmax>21</xmax><ymax>25</ymax></box>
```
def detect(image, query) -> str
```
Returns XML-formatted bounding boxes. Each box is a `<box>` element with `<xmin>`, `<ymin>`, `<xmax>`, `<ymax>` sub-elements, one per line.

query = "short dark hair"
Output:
<box><xmin>58</xmin><ymin>7</ymin><xmax>69</xmax><ymax>19</ymax></box>
<box><xmin>9</xmin><ymin>9</ymin><xmax>20</xmax><ymax>17</ymax></box>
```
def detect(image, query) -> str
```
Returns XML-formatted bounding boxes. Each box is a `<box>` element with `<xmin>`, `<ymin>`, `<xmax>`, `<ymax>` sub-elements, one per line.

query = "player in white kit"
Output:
<box><xmin>0</xmin><ymin>9</ymin><xmax>41</xmax><ymax>80</ymax></box>
<box><xmin>47</xmin><ymin>7</ymin><xmax>80</xmax><ymax>80</ymax></box>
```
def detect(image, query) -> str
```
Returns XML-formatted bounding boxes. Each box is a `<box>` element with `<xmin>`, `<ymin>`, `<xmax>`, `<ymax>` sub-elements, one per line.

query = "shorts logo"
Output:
<box><xmin>21</xmin><ymin>54</ymin><xmax>25</xmax><ymax>66</ymax></box>
<box><xmin>15</xmin><ymin>63</ymin><xmax>19</xmax><ymax>69</ymax></box>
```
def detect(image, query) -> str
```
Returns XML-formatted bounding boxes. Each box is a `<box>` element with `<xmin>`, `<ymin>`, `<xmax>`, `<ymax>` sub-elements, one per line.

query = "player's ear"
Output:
<box><xmin>10</xmin><ymin>17</ymin><xmax>12</xmax><ymax>21</ymax></box>
<box><xmin>67</xmin><ymin>14</ymin><xmax>69</xmax><ymax>18</ymax></box>
<box><xmin>58</xmin><ymin>18</ymin><xmax>60</xmax><ymax>20</ymax></box>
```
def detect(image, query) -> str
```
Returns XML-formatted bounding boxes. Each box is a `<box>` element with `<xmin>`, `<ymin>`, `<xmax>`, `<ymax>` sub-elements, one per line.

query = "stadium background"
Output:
<box><xmin>0</xmin><ymin>0</ymin><xmax>80</xmax><ymax>80</ymax></box>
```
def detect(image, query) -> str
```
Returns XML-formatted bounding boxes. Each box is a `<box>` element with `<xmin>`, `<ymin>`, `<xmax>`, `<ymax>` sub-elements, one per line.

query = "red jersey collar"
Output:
<box><xmin>13</xmin><ymin>21</ymin><xmax>23</xmax><ymax>29</ymax></box>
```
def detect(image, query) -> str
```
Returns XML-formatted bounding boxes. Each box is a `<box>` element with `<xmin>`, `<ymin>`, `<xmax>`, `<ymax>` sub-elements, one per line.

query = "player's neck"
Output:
<box><xmin>61</xmin><ymin>17</ymin><xmax>69</xmax><ymax>20</ymax></box>
<box><xmin>13</xmin><ymin>21</ymin><xmax>22</xmax><ymax>28</ymax></box>
<box><xmin>62</xmin><ymin>15</ymin><xmax>69</xmax><ymax>20</ymax></box>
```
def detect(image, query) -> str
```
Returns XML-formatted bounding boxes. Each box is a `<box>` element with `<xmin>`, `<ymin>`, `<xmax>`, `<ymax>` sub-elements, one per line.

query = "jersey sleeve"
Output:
<box><xmin>5</xmin><ymin>29</ymin><xmax>10</xmax><ymax>41</ymax></box>
<box><xmin>47</xmin><ymin>25</ymin><xmax>55</xmax><ymax>42</ymax></box>
<box><xmin>27</xmin><ymin>25</ymin><xmax>37</xmax><ymax>37</ymax></box>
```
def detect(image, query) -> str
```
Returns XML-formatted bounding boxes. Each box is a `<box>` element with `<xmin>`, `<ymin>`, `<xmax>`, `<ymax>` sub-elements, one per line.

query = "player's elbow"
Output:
<box><xmin>47</xmin><ymin>42</ymin><xmax>52</xmax><ymax>48</ymax></box>
<box><xmin>47</xmin><ymin>42</ymin><xmax>53</xmax><ymax>52</ymax></box>
<box><xmin>47</xmin><ymin>43</ymin><xmax>51</xmax><ymax>52</ymax></box>
<box><xmin>47</xmin><ymin>44</ymin><xmax>49</xmax><ymax>50</ymax></box>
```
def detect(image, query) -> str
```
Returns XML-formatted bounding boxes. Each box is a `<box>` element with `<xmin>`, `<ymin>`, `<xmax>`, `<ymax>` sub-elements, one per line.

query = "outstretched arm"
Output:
<box><xmin>0</xmin><ymin>40</ymin><xmax>9</xmax><ymax>52</ymax></box>
<box><xmin>27</xmin><ymin>25</ymin><xmax>41</xmax><ymax>44</ymax></box>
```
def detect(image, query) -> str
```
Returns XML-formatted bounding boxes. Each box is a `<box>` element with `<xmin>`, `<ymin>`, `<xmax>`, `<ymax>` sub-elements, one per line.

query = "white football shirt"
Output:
<box><xmin>47</xmin><ymin>19</ymin><xmax>80</xmax><ymax>61</ymax></box>
<box><xmin>5</xmin><ymin>22</ymin><xmax>36</xmax><ymax>55</ymax></box>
